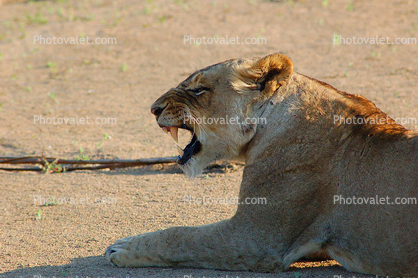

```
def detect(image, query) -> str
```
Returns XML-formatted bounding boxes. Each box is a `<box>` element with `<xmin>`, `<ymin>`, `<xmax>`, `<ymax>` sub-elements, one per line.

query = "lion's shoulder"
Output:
<box><xmin>294</xmin><ymin>73</ymin><xmax>415</xmax><ymax>141</ymax></box>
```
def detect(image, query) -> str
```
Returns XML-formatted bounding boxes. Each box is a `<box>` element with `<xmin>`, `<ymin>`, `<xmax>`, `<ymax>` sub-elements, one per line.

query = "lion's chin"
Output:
<box><xmin>178</xmin><ymin>157</ymin><xmax>206</xmax><ymax>179</ymax></box>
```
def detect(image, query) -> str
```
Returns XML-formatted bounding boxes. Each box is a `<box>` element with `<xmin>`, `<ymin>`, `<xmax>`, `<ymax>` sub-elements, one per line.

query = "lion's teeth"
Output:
<box><xmin>177</xmin><ymin>146</ymin><xmax>184</xmax><ymax>157</ymax></box>
<box><xmin>170</xmin><ymin>127</ymin><xmax>179</xmax><ymax>143</ymax></box>
<box><xmin>162</xmin><ymin>127</ymin><xmax>170</xmax><ymax>134</ymax></box>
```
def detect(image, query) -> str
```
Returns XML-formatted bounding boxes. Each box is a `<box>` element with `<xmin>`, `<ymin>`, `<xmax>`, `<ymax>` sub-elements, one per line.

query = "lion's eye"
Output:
<box><xmin>195</xmin><ymin>90</ymin><xmax>206</xmax><ymax>96</ymax></box>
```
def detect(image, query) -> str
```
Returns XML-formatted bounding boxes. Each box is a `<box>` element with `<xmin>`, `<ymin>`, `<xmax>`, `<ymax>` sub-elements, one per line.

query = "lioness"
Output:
<box><xmin>106</xmin><ymin>53</ymin><xmax>417</xmax><ymax>277</ymax></box>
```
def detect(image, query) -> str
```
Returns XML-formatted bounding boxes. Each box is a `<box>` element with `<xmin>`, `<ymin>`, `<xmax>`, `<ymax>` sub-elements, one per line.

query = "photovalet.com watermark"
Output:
<box><xmin>184</xmin><ymin>275</ymin><xmax>266</xmax><ymax>278</ymax></box>
<box><xmin>333</xmin><ymin>275</ymin><xmax>411</xmax><ymax>278</ymax></box>
<box><xmin>33</xmin><ymin>115</ymin><xmax>117</xmax><ymax>125</ymax></box>
<box><xmin>34</xmin><ymin>195</ymin><xmax>117</xmax><ymax>206</ymax></box>
<box><xmin>333</xmin><ymin>115</ymin><xmax>417</xmax><ymax>126</ymax></box>
<box><xmin>184</xmin><ymin>35</ymin><xmax>267</xmax><ymax>45</ymax></box>
<box><xmin>33</xmin><ymin>275</ymin><xmax>116</xmax><ymax>278</ymax></box>
<box><xmin>34</xmin><ymin>35</ymin><xmax>117</xmax><ymax>45</ymax></box>
<box><xmin>182</xmin><ymin>195</ymin><xmax>267</xmax><ymax>205</ymax></box>
<box><xmin>333</xmin><ymin>34</ymin><xmax>417</xmax><ymax>45</ymax></box>
<box><xmin>184</xmin><ymin>115</ymin><xmax>267</xmax><ymax>125</ymax></box>
<box><xmin>333</xmin><ymin>195</ymin><xmax>417</xmax><ymax>205</ymax></box>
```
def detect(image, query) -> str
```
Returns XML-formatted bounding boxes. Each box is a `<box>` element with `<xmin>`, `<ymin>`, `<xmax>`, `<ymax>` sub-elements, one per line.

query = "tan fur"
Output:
<box><xmin>106</xmin><ymin>53</ymin><xmax>418</xmax><ymax>277</ymax></box>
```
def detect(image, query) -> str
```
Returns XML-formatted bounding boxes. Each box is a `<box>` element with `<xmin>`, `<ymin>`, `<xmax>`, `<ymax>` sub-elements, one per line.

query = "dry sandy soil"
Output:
<box><xmin>0</xmin><ymin>0</ymin><xmax>417</xmax><ymax>277</ymax></box>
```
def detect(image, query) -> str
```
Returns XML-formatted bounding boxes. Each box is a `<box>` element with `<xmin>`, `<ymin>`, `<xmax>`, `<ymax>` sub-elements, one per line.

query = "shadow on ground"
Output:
<box><xmin>89</xmin><ymin>162</ymin><xmax>244</xmax><ymax>177</ymax></box>
<box><xmin>1</xmin><ymin>256</ymin><xmax>377</xmax><ymax>278</ymax></box>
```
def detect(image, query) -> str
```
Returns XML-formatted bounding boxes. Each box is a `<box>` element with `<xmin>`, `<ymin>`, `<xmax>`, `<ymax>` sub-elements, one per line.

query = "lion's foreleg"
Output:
<box><xmin>105</xmin><ymin>219</ymin><xmax>283</xmax><ymax>271</ymax></box>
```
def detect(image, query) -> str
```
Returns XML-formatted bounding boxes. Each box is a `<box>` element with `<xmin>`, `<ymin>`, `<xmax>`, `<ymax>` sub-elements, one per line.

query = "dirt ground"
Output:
<box><xmin>0</xmin><ymin>0</ymin><xmax>417</xmax><ymax>277</ymax></box>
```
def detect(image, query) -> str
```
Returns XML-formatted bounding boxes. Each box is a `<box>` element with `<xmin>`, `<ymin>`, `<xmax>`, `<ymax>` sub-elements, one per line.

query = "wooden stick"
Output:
<box><xmin>0</xmin><ymin>156</ymin><xmax>177</xmax><ymax>165</ymax></box>
<box><xmin>0</xmin><ymin>156</ymin><xmax>178</xmax><ymax>172</ymax></box>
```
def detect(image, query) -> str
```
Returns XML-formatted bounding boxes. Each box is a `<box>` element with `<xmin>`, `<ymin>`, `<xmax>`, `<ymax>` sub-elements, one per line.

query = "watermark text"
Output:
<box><xmin>34</xmin><ymin>35</ymin><xmax>117</xmax><ymax>45</ymax></box>
<box><xmin>184</xmin><ymin>115</ymin><xmax>267</xmax><ymax>126</ymax></box>
<box><xmin>333</xmin><ymin>115</ymin><xmax>416</xmax><ymax>126</ymax></box>
<box><xmin>333</xmin><ymin>35</ymin><xmax>417</xmax><ymax>45</ymax></box>
<box><xmin>334</xmin><ymin>195</ymin><xmax>416</xmax><ymax>205</ymax></box>
<box><xmin>33</xmin><ymin>115</ymin><xmax>117</xmax><ymax>125</ymax></box>
<box><xmin>33</xmin><ymin>195</ymin><xmax>117</xmax><ymax>206</ymax></box>
<box><xmin>183</xmin><ymin>195</ymin><xmax>267</xmax><ymax>205</ymax></box>
<box><xmin>184</xmin><ymin>35</ymin><xmax>267</xmax><ymax>45</ymax></box>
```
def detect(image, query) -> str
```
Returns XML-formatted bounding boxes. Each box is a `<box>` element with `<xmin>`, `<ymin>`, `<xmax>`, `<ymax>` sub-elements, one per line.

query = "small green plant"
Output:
<box><xmin>104</xmin><ymin>133</ymin><xmax>111</xmax><ymax>140</ymax></box>
<box><xmin>121</xmin><ymin>63</ymin><xmax>128</xmax><ymax>72</ymax></box>
<box><xmin>321</xmin><ymin>0</ymin><xmax>329</xmax><ymax>7</ymax></box>
<box><xmin>30</xmin><ymin>47</ymin><xmax>40</xmax><ymax>54</ymax></box>
<box><xmin>42</xmin><ymin>158</ymin><xmax>65</xmax><ymax>173</ymax></box>
<box><xmin>41</xmin><ymin>196</ymin><xmax>58</xmax><ymax>206</ymax></box>
<box><xmin>26</xmin><ymin>12</ymin><xmax>48</xmax><ymax>24</ymax></box>
<box><xmin>18</xmin><ymin>22</ymin><xmax>25</xmax><ymax>32</ymax></box>
<box><xmin>159</xmin><ymin>15</ymin><xmax>166</xmax><ymax>24</ymax></box>
<box><xmin>347</xmin><ymin>0</ymin><xmax>354</xmax><ymax>11</ymax></box>
<box><xmin>0</xmin><ymin>53</ymin><xmax>3</xmax><ymax>61</ymax></box>
<box><xmin>19</xmin><ymin>31</ymin><xmax>28</xmax><ymax>39</ymax></box>
<box><xmin>46</xmin><ymin>61</ymin><xmax>57</xmax><ymax>68</ymax></box>
<box><xmin>3</xmin><ymin>21</ymin><xmax>12</xmax><ymax>28</ymax></box>
<box><xmin>48</xmin><ymin>92</ymin><xmax>56</xmax><ymax>99</ymax></box>
<box><xmin>75</xmin><ymin>147</ymin><xmax>89</xmax><ymax>160</ymax></box>
<box><xmin>75</xmin><ymin>153</ymin><xmax>90</xmax><ymax>160</ymax></box>
<box><xmin>68</xmin><ymin>10</ymin><xmax>74</xmax><ymax>22</ymax></box>
<box><xmin>57</xmin><ymin>7</ymin><xmax>64</xmax><ymax>17</ymax></box>
<box><xmin>111</xmin><ymin>17</ymin><xmax>123</xmax><ymax>27</ymax></box>
<box><xmin>25</xmin><ymin>87</ymin><xmax>32</xmax><ymax>92</ymax></box>
<box><xmin>46</xmin><ymin>61</ymin><xmax>58</xmax><ymax>73</ymax></box>
<box><xmin>35</xmin><ymin>209</ymin><xmax>42</xmax><ymax>220</ymax></box>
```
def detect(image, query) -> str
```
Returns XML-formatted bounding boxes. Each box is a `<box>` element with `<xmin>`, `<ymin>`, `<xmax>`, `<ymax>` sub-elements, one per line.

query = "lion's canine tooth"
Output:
<box><xmin>177</xmin><ymin>146</ymin><xmax>184</xmax><ymax>157</ymax></box>
<box><xmin>170</xmin><ymin>126</ymin><xmax>179</xmax><ymax>143</ymax></box>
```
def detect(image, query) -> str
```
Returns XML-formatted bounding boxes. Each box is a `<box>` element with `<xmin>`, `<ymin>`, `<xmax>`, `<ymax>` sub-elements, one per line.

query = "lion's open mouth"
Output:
<box><xmin>162</xmin><ymin>124</ymin><xmax>202</xmax><ymax>165</ymax></box>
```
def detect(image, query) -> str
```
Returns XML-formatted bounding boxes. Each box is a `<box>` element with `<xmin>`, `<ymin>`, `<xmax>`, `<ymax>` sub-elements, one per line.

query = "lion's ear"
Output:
<box><xmin>233</xmin><ymin>53</ymin><xmax>293</xmax><ymax>96</ymax></box>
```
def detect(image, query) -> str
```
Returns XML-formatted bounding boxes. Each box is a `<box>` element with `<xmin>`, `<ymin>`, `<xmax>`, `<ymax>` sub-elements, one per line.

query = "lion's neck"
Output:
<box><xmin>244</xmin><ymin>73</ymin><xmax>416</xmax><ymax>168</ymax></box>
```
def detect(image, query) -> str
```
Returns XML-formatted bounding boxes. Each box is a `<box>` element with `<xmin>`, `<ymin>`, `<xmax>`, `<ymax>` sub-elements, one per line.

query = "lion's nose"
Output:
<box><xmin>151</xmin><ymin>107</ymin><xmax>163</xmax><ymax>116</ymax></box>
<box><xmin>151</xmin><ymin>105</ymin><xmax>166</xmax><ymax>116</ymax></box>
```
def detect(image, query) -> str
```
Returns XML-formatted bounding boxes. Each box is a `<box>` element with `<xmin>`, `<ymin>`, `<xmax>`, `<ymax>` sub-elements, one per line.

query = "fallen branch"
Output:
<box><xmin>0</xmin><ymin>156</ymin><xmax>178</xmax><ymax>173</ymax></box>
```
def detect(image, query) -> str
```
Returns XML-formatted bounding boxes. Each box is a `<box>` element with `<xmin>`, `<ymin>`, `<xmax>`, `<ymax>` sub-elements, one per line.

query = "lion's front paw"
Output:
<box><xmin>105</xmin><ymin>236</ymin><xmax>145</xmax><ymax>267</ymax></box>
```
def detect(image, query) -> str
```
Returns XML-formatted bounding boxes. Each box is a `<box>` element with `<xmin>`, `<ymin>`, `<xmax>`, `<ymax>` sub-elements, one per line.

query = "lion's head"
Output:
<box><xmin>151</xmin><ymin>53</ymin><xmax>293</xmax><ymax>177</ymax></box>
